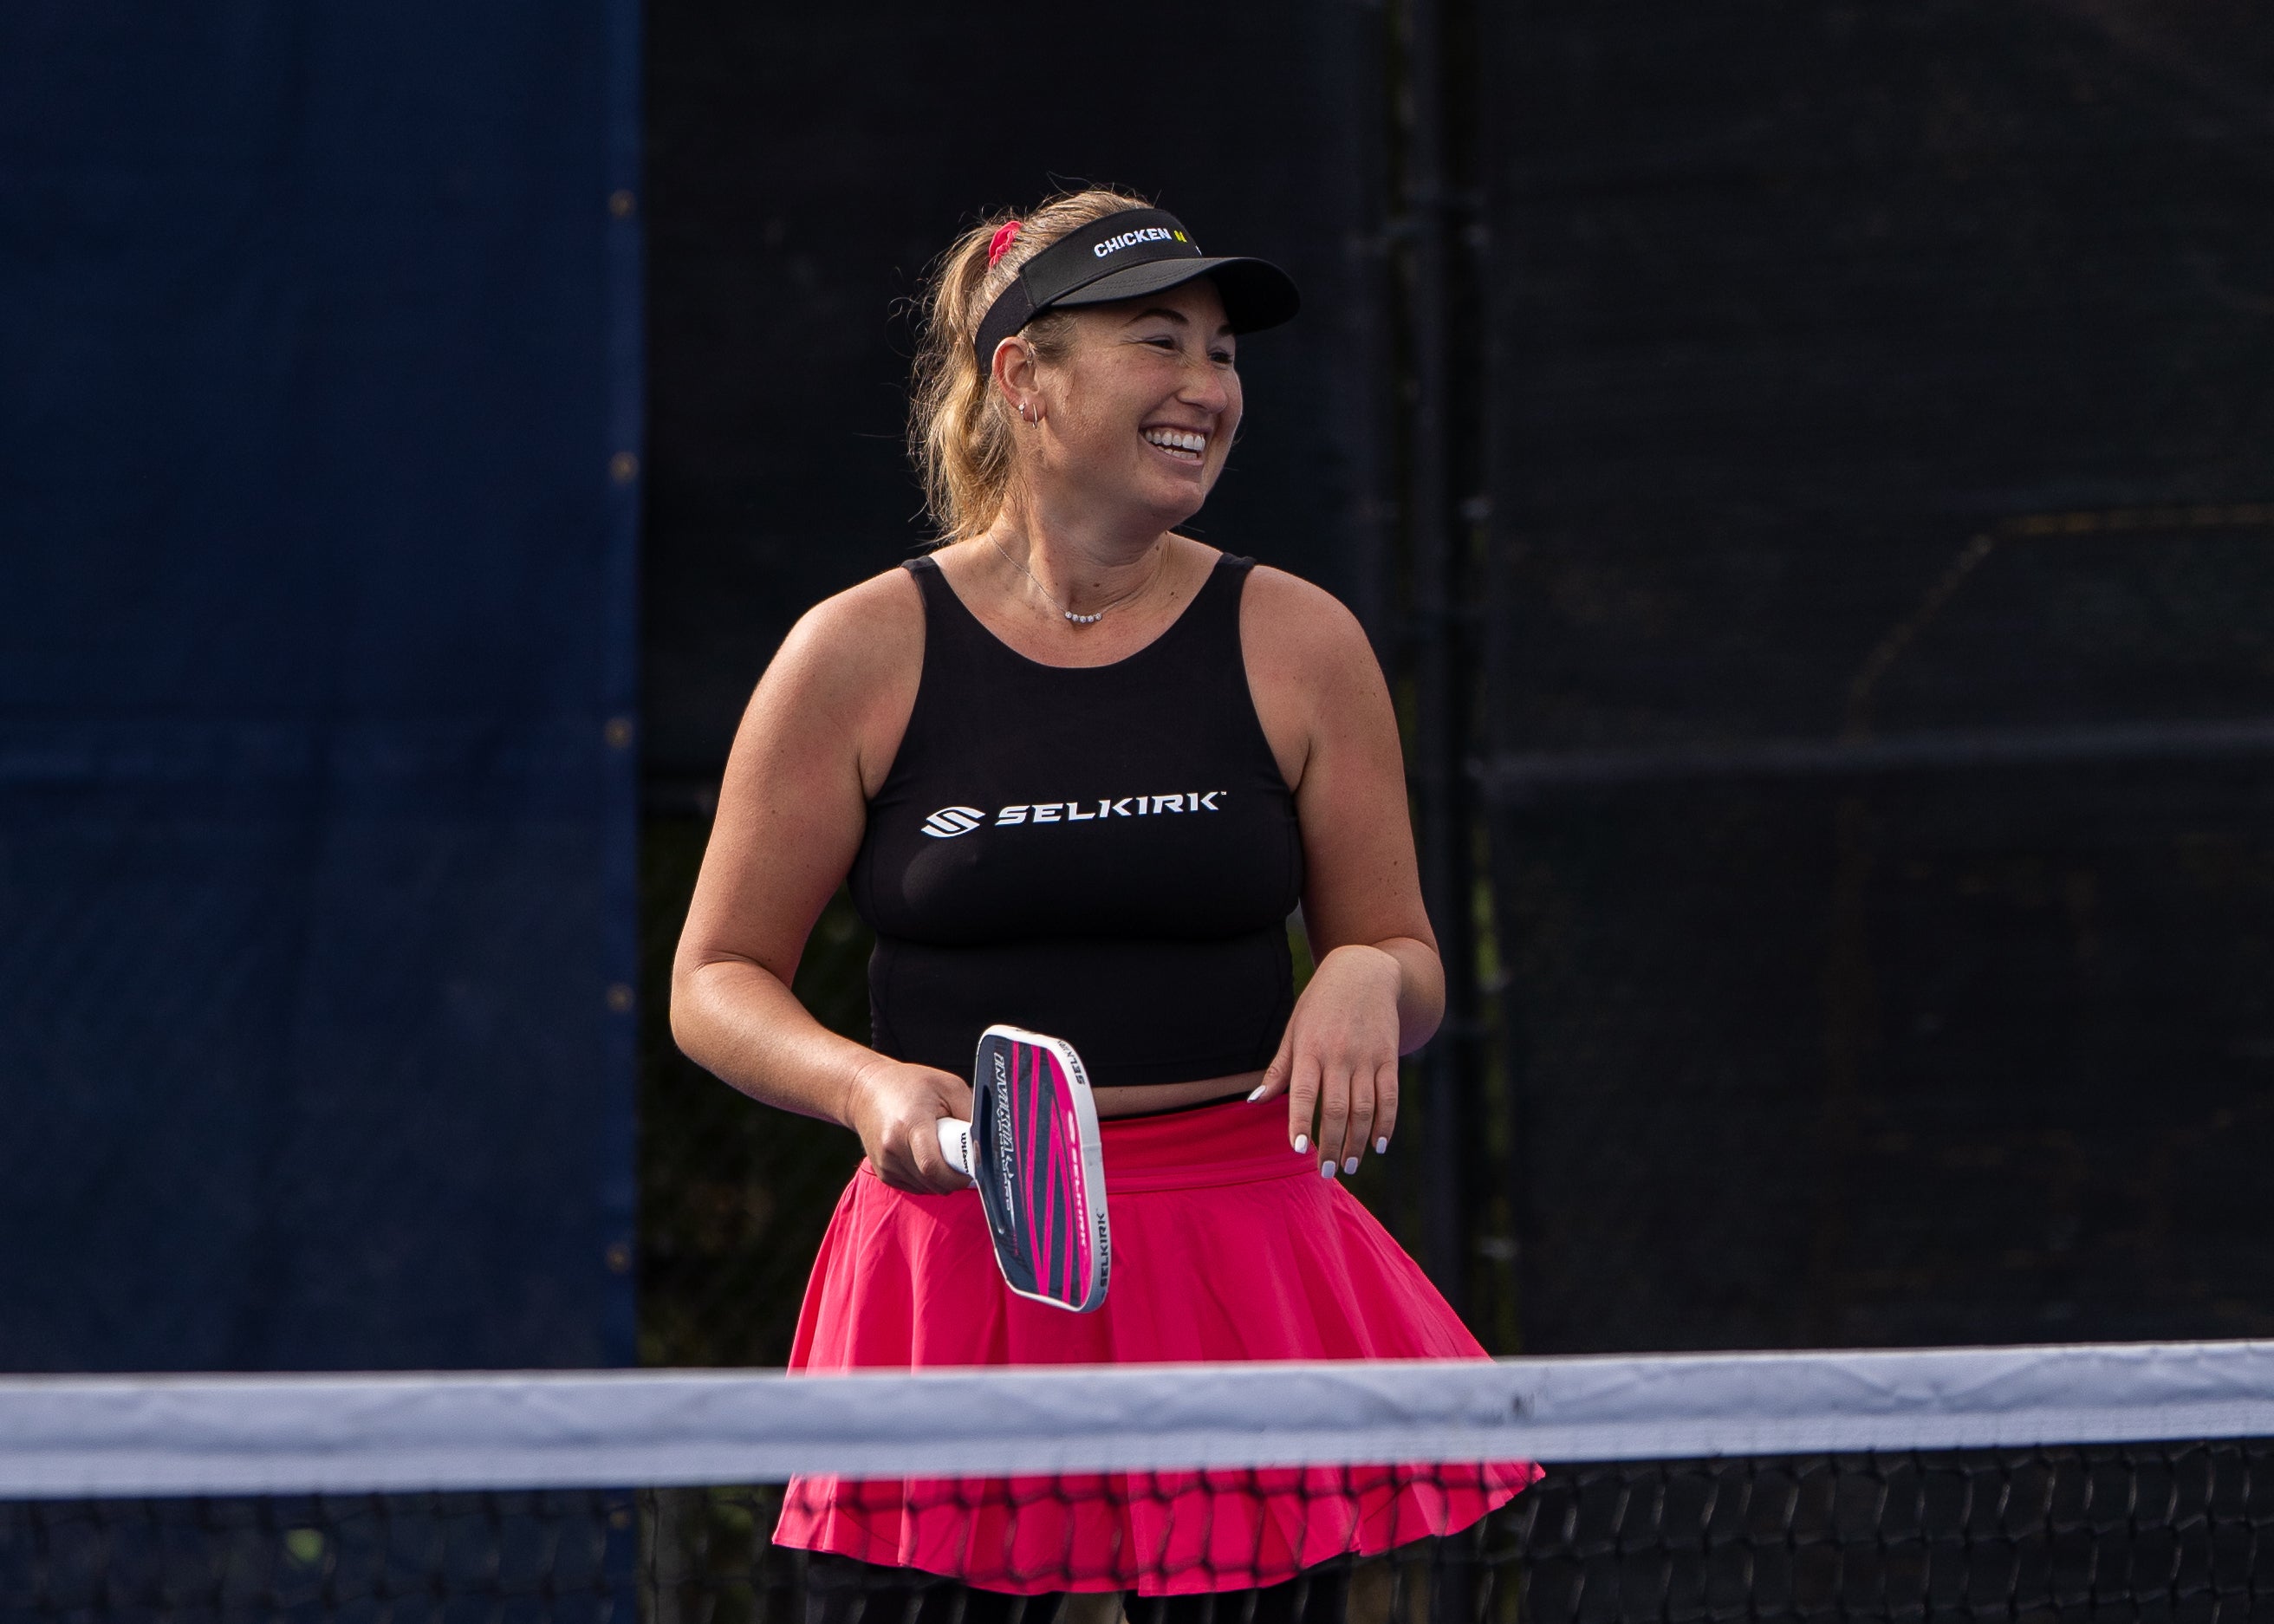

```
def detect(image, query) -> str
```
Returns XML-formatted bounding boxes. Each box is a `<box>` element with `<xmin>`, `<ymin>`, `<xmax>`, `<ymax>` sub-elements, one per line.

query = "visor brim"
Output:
<box><xmin>1049</xmin><ymin>255</ymin><xmax>1301</xmax><ymax>335</ymax></box>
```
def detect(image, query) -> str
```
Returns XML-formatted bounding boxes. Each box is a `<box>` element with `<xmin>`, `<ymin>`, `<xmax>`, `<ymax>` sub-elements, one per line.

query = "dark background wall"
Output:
<box><xmin>1483</xmin><ymin>0</ymin><xmax>2274</xmax><ymax>1351</ymax></box>
<box><xmin>0</xmin><ymin>4</ymin><xmax>640</xmax><ymax>1369</ymax></box>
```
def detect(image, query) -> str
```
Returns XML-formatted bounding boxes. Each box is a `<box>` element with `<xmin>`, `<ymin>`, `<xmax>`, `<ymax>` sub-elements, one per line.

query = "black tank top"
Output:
<box><xmin>849</xmin><ymin>552</ymin><xmax>1304</xmax><ymax>1088</ymax></box>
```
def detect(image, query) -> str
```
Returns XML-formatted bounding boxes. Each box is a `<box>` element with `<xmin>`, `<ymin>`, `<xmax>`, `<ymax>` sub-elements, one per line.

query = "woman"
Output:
<box><xmin>672</xmin><ymin>188</ymin><xmax>1533</xmax><ymax>1616</ymax></box>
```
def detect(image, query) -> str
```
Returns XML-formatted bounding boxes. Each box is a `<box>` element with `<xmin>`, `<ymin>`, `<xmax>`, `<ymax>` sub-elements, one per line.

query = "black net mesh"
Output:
<box><xmin>9</xmin><ymin>1444</ymin><xmax>2270</xmax><ymax>1622</ymax></box>
<box><xmin>1508</xmin><ymin>1444</ymin><xmax>2274</xmax><ymax>1623</ymax></box>
<box><xmin>0</xmin><ymin>1491</ymin><xmax>637</xmax><ymax>1624</ymax></box>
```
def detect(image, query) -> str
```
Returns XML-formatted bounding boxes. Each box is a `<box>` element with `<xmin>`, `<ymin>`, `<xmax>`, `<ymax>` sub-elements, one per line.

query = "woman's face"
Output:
<box><xmin>1026</xmin><ymin>276</ymin><xmax>1243</xmax><ymax>528</ymax></box>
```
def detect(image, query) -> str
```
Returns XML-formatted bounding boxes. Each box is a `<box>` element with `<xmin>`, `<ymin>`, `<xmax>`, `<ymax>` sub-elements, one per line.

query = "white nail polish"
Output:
<box><xmin>1293</xmin><ymin>1134</ymin><xmax>1309</xmax><ymax>1156</ymax></box>
<box><xmin>1375</xmin><ymin>1137</ymin><xmax>1388</xmax><ymax>1154</ymax></box>
<box><xmin>1343</xmin><ymin>1157</ymin><xmax>1359</xmax><ymax>1175</ymax></box>
<box><xmin>1247</xmin><ymin>1084</ymin><xmax>1267</xmax><ymax>1102</ymax></box>
<box><xmin>1320</xmin><ymin>1160</ymin><xmax>1336</xmax><ymax>1179</ymax></box>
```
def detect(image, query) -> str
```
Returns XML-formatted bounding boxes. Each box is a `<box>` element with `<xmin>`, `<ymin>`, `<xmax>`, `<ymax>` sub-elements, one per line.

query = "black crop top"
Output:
<box><xmin>848</xmin><ymin>552</ymin><xmax>1304</xmax><ymax>1088</ymax></box>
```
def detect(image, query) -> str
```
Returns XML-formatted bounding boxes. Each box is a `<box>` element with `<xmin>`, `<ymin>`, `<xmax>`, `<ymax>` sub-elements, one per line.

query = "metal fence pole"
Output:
<box><xmin>1400</xmin><ymin>0</ymin><xmax>1485</xmax><ymax>1314</ymax></box>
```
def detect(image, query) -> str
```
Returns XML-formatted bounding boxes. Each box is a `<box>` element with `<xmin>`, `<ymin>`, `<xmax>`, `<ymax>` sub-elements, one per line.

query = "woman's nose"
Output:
<box><xmin>1180</xmin><ymin>355</ymin><xmax>1232</xmax><ymax>412</ymax></box>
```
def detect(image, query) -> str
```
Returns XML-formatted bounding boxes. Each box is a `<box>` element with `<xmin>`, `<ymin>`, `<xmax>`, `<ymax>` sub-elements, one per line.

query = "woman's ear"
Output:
<box><xmin>992</xmin><ymin>337</ymin><xmax>1038</xmax><ymax>408</ymax></box>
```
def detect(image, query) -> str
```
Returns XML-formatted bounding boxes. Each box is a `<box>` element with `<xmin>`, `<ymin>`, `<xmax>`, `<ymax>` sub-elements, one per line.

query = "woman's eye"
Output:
<box><xmin>1144</xmin><ymin>336</ymin><xmax>1178</xmax><ymax>350</ymax></box>
<box><xmin>1212</xmin><ymin>349</ymin><xmax>1236</xmax><ymax>366</ymax></box>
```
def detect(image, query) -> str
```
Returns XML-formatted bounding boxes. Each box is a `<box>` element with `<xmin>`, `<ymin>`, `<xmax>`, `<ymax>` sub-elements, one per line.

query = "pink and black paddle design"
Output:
<box><xmin>936</xmin><ymin>1025</ymin><xmax>1110</xmax><ymax>1313</ymax></box>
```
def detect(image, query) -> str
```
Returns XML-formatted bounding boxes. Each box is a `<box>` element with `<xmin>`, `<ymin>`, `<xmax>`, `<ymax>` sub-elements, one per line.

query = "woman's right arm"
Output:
<box><xmin>670</xmin><ymin>572</ymin><xmax>972</xmax><ymax>1193</ymax></box>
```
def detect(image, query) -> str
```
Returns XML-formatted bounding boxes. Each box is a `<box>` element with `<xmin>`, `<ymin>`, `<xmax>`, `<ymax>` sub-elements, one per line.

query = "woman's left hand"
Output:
<box><xmin>1250</xmin><ymin>943</ymin><xmax>1404</xmax><ymax>1179</ymax></box>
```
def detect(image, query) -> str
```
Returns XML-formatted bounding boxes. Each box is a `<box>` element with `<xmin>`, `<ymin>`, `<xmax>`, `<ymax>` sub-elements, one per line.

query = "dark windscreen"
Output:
<box><xmin>1481</xmin><ymin>0</ymin><xmax>2274</xmax><ymax>1350</ymax></box>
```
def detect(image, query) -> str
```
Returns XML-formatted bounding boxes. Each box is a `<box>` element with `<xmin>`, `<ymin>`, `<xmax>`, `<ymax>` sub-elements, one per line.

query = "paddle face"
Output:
<box><xmin>967</xmin><ymin>1025</ymin><xmax>1109</xmax><ymax>1313</ymax></box>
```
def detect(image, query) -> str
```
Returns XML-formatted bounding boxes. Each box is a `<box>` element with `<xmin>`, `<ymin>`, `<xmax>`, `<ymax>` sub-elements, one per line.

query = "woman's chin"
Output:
<box><xmin>1055</xmin><ymin>459</ymin><xmax>1212</xmax><ymax>535</ymax></box>
<box><xmin>1153</xmin><ymin>493</ymin><xmax>1210</xmax><ymax>534</ymax></box>
<box><xmin>1135</xmin><ymin>464</ymin><xmax>1215</xmax><ymax>522</ymax></box>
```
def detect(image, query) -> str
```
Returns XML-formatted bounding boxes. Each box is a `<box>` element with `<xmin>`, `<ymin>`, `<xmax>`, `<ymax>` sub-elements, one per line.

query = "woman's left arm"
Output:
<box><xmin>1243</xmin><ymin>568</ymin><xmax>1444</xmax><ymax>1178</ymax></box>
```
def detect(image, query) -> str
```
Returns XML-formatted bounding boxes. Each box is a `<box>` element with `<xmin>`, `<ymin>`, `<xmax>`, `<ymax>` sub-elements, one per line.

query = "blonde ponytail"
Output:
<box><xmin>908</xmin><ymin>186</ymin><xmax>1153</xmax><ymax>540</ymax></box>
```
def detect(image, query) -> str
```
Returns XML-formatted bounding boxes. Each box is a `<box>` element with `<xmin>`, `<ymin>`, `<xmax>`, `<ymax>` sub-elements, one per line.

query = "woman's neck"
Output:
<box><xmin>983</xmin><ymin>503</ymin><xmax>1173</xmax><ymax>620</ymax></box>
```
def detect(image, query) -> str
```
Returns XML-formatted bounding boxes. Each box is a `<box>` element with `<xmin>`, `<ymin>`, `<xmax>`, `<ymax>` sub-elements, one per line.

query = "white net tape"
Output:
<box><xmin>5</xmin><ymin>1340</ymin><xmax>2271</xmax><ymax>1498</ymax></box>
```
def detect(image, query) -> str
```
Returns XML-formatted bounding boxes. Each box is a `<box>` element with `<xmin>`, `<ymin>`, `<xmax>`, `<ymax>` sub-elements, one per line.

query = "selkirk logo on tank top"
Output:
<box><xmin>920</xmin><ymin>793</ymin><xmax>1226</xmax><ymax>840</ymax></box>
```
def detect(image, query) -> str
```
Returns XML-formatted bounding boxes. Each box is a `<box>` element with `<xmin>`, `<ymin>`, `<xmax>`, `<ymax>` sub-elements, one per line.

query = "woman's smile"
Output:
<box><xmin>1141</xmin><ymin>424</ymin><xmax>1209</xmax><ymax>464</ymax></box>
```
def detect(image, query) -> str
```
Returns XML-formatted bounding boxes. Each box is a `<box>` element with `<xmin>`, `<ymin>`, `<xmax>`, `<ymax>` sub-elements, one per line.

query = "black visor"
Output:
<box><xmin>972</xmin><ymin>207</ymin><xmax>1301</xmax><ymax>367</ymax></box>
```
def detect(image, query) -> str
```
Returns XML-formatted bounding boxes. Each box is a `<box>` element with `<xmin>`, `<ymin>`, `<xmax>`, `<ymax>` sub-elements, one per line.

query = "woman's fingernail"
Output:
<box><xmin>1375</xmin><ymin>1137</ymin><xmax>1389</xmax><ymax>1155</ymax></box>
<box><xmin>1343</xmin><ymin>1157</ymin><xmax>1360</xmax><ymax>1175</ymax></box>
<box><xmin>1247</xmin><ymin>1084</ymin><xmax>1267</xmax><ymax>1102</ymax></box>
<box><xmin>1293</xmin><ymin>1134</ymin><xmax>1309</xmax><ymax>1156</ymax></box>
<box><xmin>1320</xmin><ymin>1160</ymin><xmax>1337</xmax><ymax>1179</ymax></box>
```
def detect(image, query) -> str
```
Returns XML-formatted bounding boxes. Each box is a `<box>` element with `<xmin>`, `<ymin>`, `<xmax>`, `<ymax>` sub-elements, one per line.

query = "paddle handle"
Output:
<box><xmin>937</xmin><ymin>1117</ymin><xmax>973</xmax><ymax>1179</ymax></box>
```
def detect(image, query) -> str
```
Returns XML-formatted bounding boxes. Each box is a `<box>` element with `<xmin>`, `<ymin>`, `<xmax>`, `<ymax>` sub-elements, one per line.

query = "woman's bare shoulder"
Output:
<box><xmin>1235</xmin><ymin>564</ymin><xmax>1389</xmax><ymax>792</ymax></box>
<box><xmin>765</xmin><ymin>563</ymin><xmax>925</xmax><ymax>701</ymax></box>
<box><xmin>1238</xmin><ymin>562</ymin><xmax>1377</xmax><ymax>678</ymax></box>
<box><xmin>737</xmin><ymin>563</ymin><xmax>926</xmax><ymax>799</ymax></box>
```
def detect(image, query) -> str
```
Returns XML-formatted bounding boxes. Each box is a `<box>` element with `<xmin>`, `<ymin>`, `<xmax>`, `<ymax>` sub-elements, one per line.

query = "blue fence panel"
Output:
<box><xmin>0</xmin><ymin>3</ymin><xmax>640</xmax><ymax>1370</ymax></box>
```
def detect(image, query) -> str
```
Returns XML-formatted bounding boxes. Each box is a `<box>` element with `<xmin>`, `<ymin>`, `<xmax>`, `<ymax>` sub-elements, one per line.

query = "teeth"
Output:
<box><xmin>1144</xmin><ymin>427</ymin><xmax>1206</xmax><ymax>454</ymax></box>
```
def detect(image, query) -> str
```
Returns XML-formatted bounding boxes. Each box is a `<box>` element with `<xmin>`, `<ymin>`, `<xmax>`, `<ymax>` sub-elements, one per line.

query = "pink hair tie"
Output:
<box><xmin>986</xmin><ymin>219</ymin><xmax>1023</xmax><ymax>268</ymax></box>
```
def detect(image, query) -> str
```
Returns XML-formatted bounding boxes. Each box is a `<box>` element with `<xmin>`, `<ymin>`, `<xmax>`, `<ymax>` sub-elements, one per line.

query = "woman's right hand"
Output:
<box><xmin>845</xmin><ymin>1057</ymin><xmax>975</xmax><ymax>1193</ymax></box>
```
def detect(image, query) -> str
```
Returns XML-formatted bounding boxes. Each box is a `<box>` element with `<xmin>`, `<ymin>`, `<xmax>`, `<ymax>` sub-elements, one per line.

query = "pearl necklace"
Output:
<box><xmin>986</xmin><ymin>534</ymin><xmax>1166</xmax><ymax>626</ymax></box>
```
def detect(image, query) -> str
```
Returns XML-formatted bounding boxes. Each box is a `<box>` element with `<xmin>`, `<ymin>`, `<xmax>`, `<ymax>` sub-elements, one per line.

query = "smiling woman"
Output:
<box><xmin>908</xmin><ymin>190</ymin><xmax>1298</xmax><ymax>557</ymax></box>
<box><xmin>668</xmin><ymin>188</ymin><xmax>1536</xmax><ymax>1614</ymax></box>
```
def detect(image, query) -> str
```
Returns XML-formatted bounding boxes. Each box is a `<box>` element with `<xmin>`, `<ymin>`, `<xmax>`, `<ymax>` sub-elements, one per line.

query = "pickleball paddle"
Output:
<box><xmin>936</xmin><ymin>1024</ymin><xmax>1110</xmax><ymax>1313</ymax></box>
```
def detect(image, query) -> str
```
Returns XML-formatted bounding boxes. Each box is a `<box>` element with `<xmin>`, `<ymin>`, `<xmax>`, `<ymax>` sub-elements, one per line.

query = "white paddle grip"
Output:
<box><xmin>937</xmin><ymin>1117</ymin><xmax>973</xmax><ymax>1179</ymax></box>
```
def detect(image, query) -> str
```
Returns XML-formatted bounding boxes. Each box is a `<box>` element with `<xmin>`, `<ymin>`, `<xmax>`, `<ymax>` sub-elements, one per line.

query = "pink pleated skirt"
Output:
<box><xmin>772</xmin><ymin>1097</ymin><xmax>1539</xmax><ymax>1595</ymax></box>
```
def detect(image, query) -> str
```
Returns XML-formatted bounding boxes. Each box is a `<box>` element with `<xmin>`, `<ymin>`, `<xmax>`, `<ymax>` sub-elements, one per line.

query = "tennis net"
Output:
<box><xmin>3</xmin><ymin>1341</ymin><xmax>2270</xmax><ymax>1622</ymax></box>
